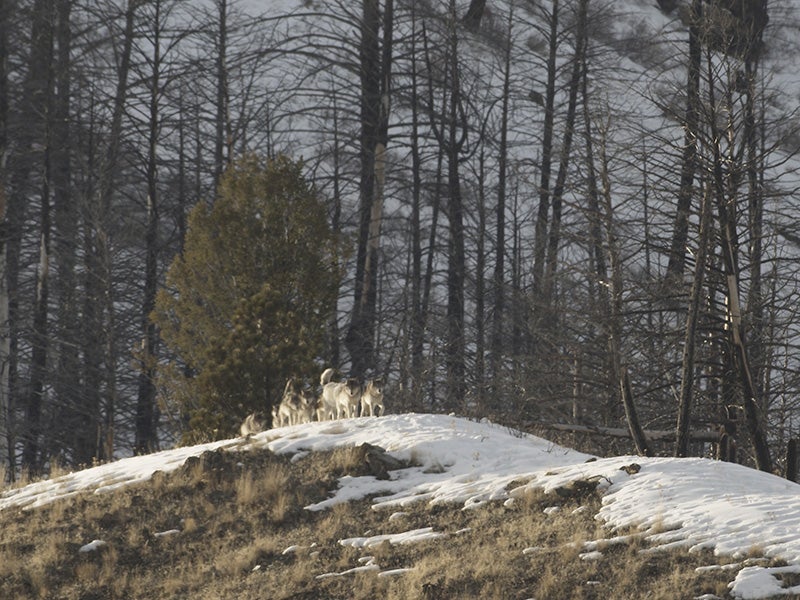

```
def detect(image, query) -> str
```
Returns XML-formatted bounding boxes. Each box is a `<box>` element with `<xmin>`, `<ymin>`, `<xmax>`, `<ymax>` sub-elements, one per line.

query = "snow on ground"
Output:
<box><xmin>2</xmin><ymin>412</ymin><xmax>800</xmax><ymax>598</ymax></box>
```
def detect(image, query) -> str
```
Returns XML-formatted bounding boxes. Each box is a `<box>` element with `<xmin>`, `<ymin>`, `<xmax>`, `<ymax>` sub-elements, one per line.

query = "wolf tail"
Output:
<box><xmin>320</xmin><ymin>367</ymin><xmax>336</xmax><ymax>386</ymax></box>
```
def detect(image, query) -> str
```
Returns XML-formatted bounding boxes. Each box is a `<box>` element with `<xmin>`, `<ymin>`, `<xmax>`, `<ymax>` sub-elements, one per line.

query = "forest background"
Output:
<box><xmin>1</xmin><ymin>0</ymin><xmax>800</xmax><ymax>481</ymax></box>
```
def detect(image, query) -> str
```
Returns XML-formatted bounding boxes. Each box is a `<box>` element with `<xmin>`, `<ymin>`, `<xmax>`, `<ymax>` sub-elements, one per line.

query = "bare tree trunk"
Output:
<box><xmin>675</xmin><ymin>184</ymin><xmax>712</xmax><ymax>457</ymax></box>
<box><xmin>510</xmin><ymin>185</ymin><xmax>523</xmax><ymax>365</ymax></box>
<box><xmin>52</xmin><ymin>0</ymin><xmax>81</xmax><ymax>465</ymax></box>
<box><xmin>176</xmin><ymin>87</ymin><xmax>188</xmax><ymax>250</ymax></box>
<box><xmin>581</xmin><ymin>35</ymin><xmax>615</xmax><ymax>418</ymax></box>
<box><xmin>705</xmin><ymin>51</ymin><xmax>772</xmax><ymax>473</ymax></box>
<box><xmin>214</xmin><ymin>0</ymin><xmax>230</xmax><ymax>190</ymax></box>
<box><xmin>328</xmin><ymin>88</ymin><xmax>343</xmax><ymax>367</ymax></box>
<box><xmin>86</xmin><ymin>0</ymin><xmax>137</xmax><ymax>461</ymax></box>
<box><xmin>475</xmin><ymin>147</ymin><xmax>486</xmax><ymax>409</ymax></box>
<box><xmin>420</xmin><ymin>141</ymin><xmax>443</xmax><ymax>411</ymax></box>
<box><xmin>599</xmin><ymin>128</ymin><xmax>632</xmax><ymax>434</ymax></box>
<box><xmin>743</xmin><ymin>59</ymin><xmax>766</xmax><ymax>418</ymax></box>
<box><xmin>365</xmin><ymin>0</ymin><xmax>392</xmax><ymax>374</ymax></box>
<box><xmin>531</xmin><ymin>0</ymin><xmax>558</xmax><ymax>319</ymax></box>
<box><xmin>0</xmin><ymin>0</ymin><xmax>10</xmax><ymax>474</ymax></box>
<box><xmin>621</xmin><ymin>367</ymin><xmax>652</xmax><ymax>456</ymax></box>
<box><xmin>80</xmin><ymin>88</ymin><xmax>103</xmax><ymax>465</ymax></box>
<box><xmin>542</xmin><ymin>0</ymin><xmax>587</xmax><ymax>309</ymax></box>
<box><xmin>581</xmin><ymin>30</ymin><xmax>626</xmax><ymax>429</ymax></box>
<box><xmin>444</xmin><ymin>73</ymin><xmax>466</xmax><ymax>411</ymax></box>
<box><xmin>135</xmin><ymin>0</ymin><xmax>163</xmax><ymax>455</ymax></box>
<box><xmin>0</xmin><ymin>208</ymin><xmax>7</xmax><ymax>476</ymax></box>
<box><xmin>409</xmin><ymin>8</ymin><xmax>424</xmax><ymax>401</ymax></box>
<box><xmin>584</xmin><ymin>55</ymin><xmax>649</xmax><ymax>441</ymax></box>
<box><xmin>346</xmin><ymin>0</ymin><xmax>393</xmax><ymax>377</ymax></box>
<box><xmin>21</xmin><ymin>0</ymin><xmax>55</xmax><ymax>474</ymax></box>
<box><xmin>25</xmin><ymin>96</ymin><xmax>52</xmax><ymax>473</ymax></box>
<box><xmin>490</xmin><ymin>1</ymin><xmax>513</xmax><ymax>382</ymax></box>
<box><xmin>429</xmin><ymin>0</ymin><xmax>468</xmax><ymax>410</ymax></box>
<box><xmin>666</xmin><ymin>0</ymin><xmax>701</xmax><ymax>282</ymax></box>
<box><xmin>4</xmin><ymin>0</ymin><xmax>55</xmax><ymax>476</ymax></box>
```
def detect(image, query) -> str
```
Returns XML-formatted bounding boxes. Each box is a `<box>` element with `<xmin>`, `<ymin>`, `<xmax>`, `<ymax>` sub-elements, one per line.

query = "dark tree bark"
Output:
<box><xmin>426</xmin><ymin>2</ymin><xmax>468</xmax><ymax>410</ymax></box>
<box><xmin>581</xmin><ymin>27</ymin><xmax>615</xmax><ymax>420</ymax></box>
<box><xmin>408</xmin><ymin>7</ymin><xmax>424</xmax><ymax>403</ymax></box>
<box><xmin>79</xmin><ymin>88</ymin><xmax>103</xmax><ymax>465</ymax></box>
<box><xmin>25</xmin><ymin>119</ymin><xmax>52</xmax><ymax>474</ymax></box>
<box><xmin>81</xmin><ymin>0</ymin><xmax>138</xmax><ymax>462</ymax></box>
<box><xmin>443</xmin><ymin>79</ymin><xmax>466</xmax><ymax>412</ymax></box>
<box><xmin>474</xmin><ymin>146</ymin><xmax>486</xmax><ymax>409</ymax></box>
<box><xmin>176</xmin><ymin>87</ymin><xmax>188</xmax><ymax>251</ymax></box>
<box><xmin>621</xmin><ymin>367</ymin><xmax>652</xmax><ymax>457</ymax></box>
<box><xmin>328</xmin><ymin>89</ymin><xmax>343</xmax><ymax>368</ymax></box>
<box><xmin>743</xmin><ymin>58</ymin><xmax>766</xmax><ymax>418</ymax></box>
<box><xmin>580</xmin><ymin>19</ymin><xmax>628</xmax><ymax>428</ymax></box>
<box><xmin>531</xmin><ymin>0</ymin><xmax>558</xmax><ymax>315</ymax></box>
<box><xmin>18</xmin><ymin>0</ymin><xmax>55</xmax><ymax>474</ymax></box>
<box><xmin>345</xmin><ymin>0</ymin><xmax>380</xmax><ymax>378</ymax></box>
<box><xmin>675</xmin><ymin>186</ymin><xmax>712</xmax><ymax>457</ymax></box>
<box><xmin>52</xmin><ymin>0</ymin><xmax>82</xmax><ymax>466</ymax></box>
<box><xmin>665</xmin><ymin>0</ymin><xmax>701</xmax><ymax>282</ymax></box>
<box><xmin>704</xmin><ymin>50</ymin><xmax>772</xmax><ymax>473</ymax></box>
<box><xmin>214</xmin><ymin>0</ymin><xmax>230</xmax><ymax>190</ymax></box>
<box><xmin>0</xmin><ymin>0</ymin><xmax>11</xmax><ymax>474</ymax></box>
<box><xmin>542</xmin><ymin>0</ymin><xmax>587</xmax><ymax>309</ymax></box>
<box><xmin>489</xmin><ymin>2</ymin><xmax>512</xmax><ymax>383</ymax></box>
<box><xmin>135</xmin><ymin>0</ymin><xmax>164</xmax><ymax>455</ymax></box>
<box><xmin>346</xmin><ymin>0</ymin><xmax>393</xmax><ymax>378</ymax></box>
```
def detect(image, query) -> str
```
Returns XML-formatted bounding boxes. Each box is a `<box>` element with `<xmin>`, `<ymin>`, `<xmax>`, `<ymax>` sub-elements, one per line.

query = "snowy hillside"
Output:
<box><xmin>3</xmin><ymin>413</ymin><xmax>800</xmax><ymax>599</ymax></box>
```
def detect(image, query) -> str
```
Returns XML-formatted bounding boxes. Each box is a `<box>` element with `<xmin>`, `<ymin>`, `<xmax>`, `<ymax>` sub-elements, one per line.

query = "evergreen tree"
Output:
<box><xmin>153</xmin><ymin>155</ymin><xmax>339</xmax><ymax>443</ymax></box>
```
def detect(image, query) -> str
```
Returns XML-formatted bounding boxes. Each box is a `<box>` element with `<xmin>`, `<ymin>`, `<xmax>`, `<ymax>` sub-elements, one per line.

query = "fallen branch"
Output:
<box><xmin>533</xmin><ymin>422</ymin><xmax>719</xmax><ymax>443</ymax></box>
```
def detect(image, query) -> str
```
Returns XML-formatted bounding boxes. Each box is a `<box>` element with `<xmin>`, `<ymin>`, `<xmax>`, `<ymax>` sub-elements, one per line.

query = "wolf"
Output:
<box><xmin>275</xmin><ymin>377</ymin><xmax>316</xmax><ymax>426</ymax></box>
<box><xmin>313</xmin><ymin>393</ymin><xmax>328</xmax><ymax>422</ymax></box>
<box><xmin>240</xmin><ymin>412</ymin><xmax>265</xmax><ymax>437</ymax></box>
<box><xmin>296</xmin><ymin>388</ymin><xmax>317</xmax><ymax>423</ymax></box>
<box><xmin>360</xmin><ymin>376</ymin><xmax>385</xmax><ymax>417</ymax></box>
<box><xmin>274</xmin><ymin>398</ymin><xmax>292</xmax><ymax>427</ymax></box>
<box><xmin>320</xmin><ymin>367</ymin><xmax>362</xmax><ymax>419</ymax></box>
<box><xmin>319</xmin><ymin>368</ymin><xmax>338</xmax><ymax>420</ymax></box>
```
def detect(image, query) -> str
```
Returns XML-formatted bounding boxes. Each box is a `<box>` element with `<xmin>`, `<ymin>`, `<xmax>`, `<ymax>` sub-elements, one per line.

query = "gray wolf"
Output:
<box><xmin>240</xmin><ymin>412</ymin><xmax>265</xmax><ymax>436</ymax></box>
<box><xmin>360</xmin><ymin>376</ymin><xmax>385</xmax><ymax>417</ymax></box>
<box><xmin>320</xmin><ymin>368</ymin><xmax>362</xmax><ymax>419</ymax></box>
<box><xmin>275</xmin><ymin>377</ymin><xmax>316</xmax><ymax>426</ymax></box>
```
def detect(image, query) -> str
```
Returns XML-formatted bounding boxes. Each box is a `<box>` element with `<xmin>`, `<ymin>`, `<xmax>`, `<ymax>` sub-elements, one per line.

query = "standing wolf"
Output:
<box><xmin>360</xmin><ymin>376</ymin><xmax>385</xmax><ymax>417</ymax></box>
<box><xmin>275</xmin><ymin>377</ymin><xmax>316</xmax><ymax>426</ymax></box>
<box><xmin>320</xmin><ymin>367</ymin><xmax>362</xmax><ymax>419</ymax></box>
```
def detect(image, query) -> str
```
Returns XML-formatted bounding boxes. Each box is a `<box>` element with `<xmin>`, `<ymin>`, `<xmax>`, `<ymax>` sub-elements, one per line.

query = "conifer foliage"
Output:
<box><xmin>153</xmin><ymin>155</ymin><xmax>338</xmax><ymax>443</ymax></box>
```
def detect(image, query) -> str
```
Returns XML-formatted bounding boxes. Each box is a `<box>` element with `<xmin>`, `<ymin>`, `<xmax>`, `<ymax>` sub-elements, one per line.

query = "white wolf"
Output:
<box><xmin>320</xmin><ymin>367</ymin><xmax>362</xmax><ymax>419</ymax></box>
<box><xmin>360</xmin><ymin>376</ymin><xmax>385</xmax><ymax>417</ymax></box>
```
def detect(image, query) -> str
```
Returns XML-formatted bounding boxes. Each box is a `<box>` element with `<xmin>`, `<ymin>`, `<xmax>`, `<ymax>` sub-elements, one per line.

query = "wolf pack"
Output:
<box><xmin>239</xmin><ymin>367</ymin><xmax>385</xmax><ymax>436</ymax></box>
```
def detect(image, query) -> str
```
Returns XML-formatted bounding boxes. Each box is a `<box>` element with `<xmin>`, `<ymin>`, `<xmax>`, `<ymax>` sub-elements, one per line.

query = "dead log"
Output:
<box><xmin>534</xmin><ymin>422</ymin><xmax>720</xmax><ymax>443</ymax></box>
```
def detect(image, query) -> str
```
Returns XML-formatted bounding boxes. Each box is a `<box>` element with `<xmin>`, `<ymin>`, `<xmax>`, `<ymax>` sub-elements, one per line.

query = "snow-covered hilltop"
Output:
<box><xmin>3</xmin><ymin>413</ymin><xmax>800</xmax><ymax>598</ymax></box>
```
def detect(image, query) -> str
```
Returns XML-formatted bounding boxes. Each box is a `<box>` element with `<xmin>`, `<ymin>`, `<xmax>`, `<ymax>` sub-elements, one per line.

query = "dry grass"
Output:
<box><xmin>0</xmin><ymin>444</ymin><xmax>780</xmax><ymax>599</ymax></box>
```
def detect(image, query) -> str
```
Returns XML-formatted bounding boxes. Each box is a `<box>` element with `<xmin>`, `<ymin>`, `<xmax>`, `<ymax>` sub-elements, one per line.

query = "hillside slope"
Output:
<box><xmin>2</xmin><ymin>414</ymin><xmax>800</xmax><ymax>598</ymax></box>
